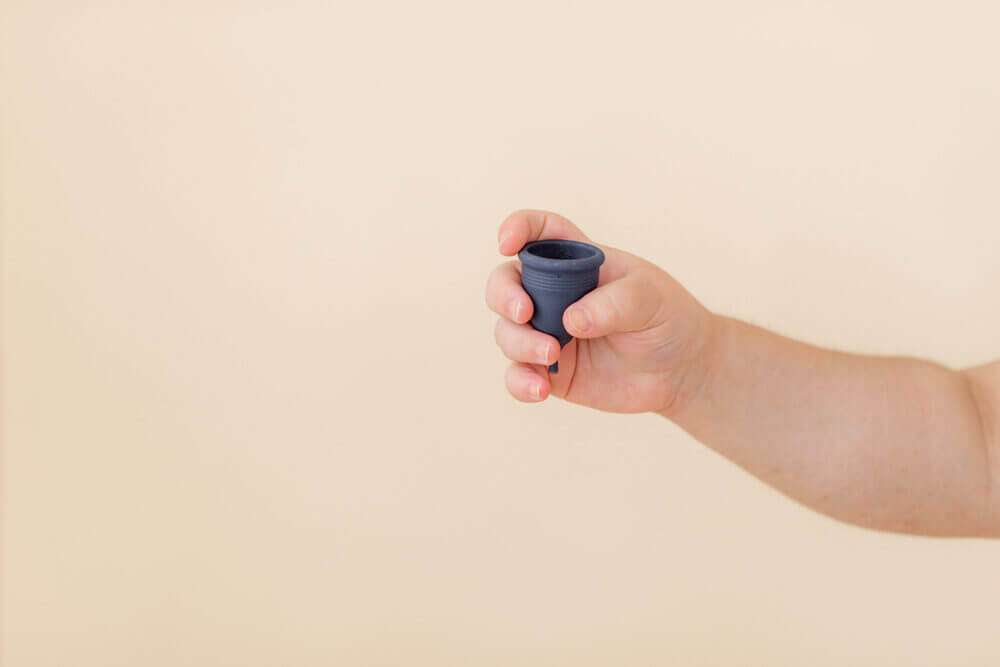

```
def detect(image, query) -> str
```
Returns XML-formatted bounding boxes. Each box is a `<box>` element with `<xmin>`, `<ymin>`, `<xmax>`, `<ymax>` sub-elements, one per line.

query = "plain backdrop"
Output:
<box><xmin>3</xmin><ymin>1</ymin><xmax>1000</xmax><ymax>665</ymax></box>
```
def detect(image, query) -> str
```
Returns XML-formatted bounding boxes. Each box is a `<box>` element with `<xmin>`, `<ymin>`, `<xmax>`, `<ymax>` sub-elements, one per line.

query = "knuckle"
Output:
<box><xmin>504</xmin><ymin>259</ymin><xmax>521</xmax><ymax>280</ymax></box>
<box><xmin>485</xmin><ymin>268</ymin><xmax>501</xmax><ymax>300</ymax></box>
<box><xmin>486</xmin><ymin>262</ymin><xmax>519</xmax><ymax>310</ymax></box>
<box><xmin>484</xmin><ymin>277</ymin><xmax>495</xmax><ymax>306</ymax></box>
<box><xmin>504</xmin><ymin>369</ymin><xmax>521</xmax><ymax>393</ymax></box>
<box><xmin>615</xmin><ymin>285</ymin><xmax>641</xmax><ymax>319</ymax></box>
<box><xmin>493</xmin><ymin>319</ymin><xmax>505</xmax><ymax>345</ymax></box>
<box><xmin>593</xmin><ymin>291</ymin><xmax>620</xmax><ymax>329</ymax></box>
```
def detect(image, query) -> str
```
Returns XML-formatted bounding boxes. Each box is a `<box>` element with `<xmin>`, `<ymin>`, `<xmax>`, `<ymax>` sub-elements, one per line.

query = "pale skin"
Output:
<box><xmin>486</xmin><ymin>210</ymin><xmax>1000</xmax><ymax>537</ymax></box>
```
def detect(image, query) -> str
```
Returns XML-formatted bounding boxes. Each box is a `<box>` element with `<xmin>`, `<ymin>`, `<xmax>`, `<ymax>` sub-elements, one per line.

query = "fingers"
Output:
<box><xmin>494</xmin><ymin>318</ymin><xmax>560</xmax><ymax>366</ymax></box>
<box><xmin>497</xmin><ymin>209</ymin><xmax>591</xmax><ymax>256</ymax></box>
<box><xmin>485</xmin><ymin>261</ymin><xmax>533</xmax><ymax>324</ymax></box>
<box><xmin>504</xmin><ymin>362</ymin><xmax>551</xmax><ymax>402</ymax></box>
<box><xmin>563</xmin><ymin>270</ymin><xmax>666</xmax><ymax>339</ymax></box>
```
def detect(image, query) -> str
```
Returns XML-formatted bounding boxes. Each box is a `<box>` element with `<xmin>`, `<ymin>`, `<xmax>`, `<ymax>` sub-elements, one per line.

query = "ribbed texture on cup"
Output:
<box><xmin>521</xmin><ymin>266</ymin><xmax>599</xmax><ymax>291</ymax></box>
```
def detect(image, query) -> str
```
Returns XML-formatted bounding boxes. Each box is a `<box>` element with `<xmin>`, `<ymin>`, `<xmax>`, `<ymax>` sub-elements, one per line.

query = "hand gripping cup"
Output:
<box><xmin>518</xmin><ymin>239</ymin><xmax>605</xmax><ymax>373</ymax></box>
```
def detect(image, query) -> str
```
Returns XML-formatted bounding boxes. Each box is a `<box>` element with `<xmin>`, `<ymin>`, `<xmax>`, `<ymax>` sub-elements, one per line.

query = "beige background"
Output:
<box><xmin>3</xmin><ymin>1</ymin><xmax>1000</xmax><ymax>665</ymax></box>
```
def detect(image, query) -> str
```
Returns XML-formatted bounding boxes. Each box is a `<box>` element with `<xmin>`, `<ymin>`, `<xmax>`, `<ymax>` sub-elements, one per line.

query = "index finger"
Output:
<box><xmin>497</xmin><ymin>210</ymin><xmax>591</xmax><ymax>256</ymax></box>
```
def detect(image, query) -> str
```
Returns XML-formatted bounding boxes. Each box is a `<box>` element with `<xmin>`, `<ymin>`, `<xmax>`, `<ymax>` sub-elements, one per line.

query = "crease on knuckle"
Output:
<box><xmin>538</xmin><ymin>212</ymin><xmax>549</xmax><ymax>236</ymax></box>
<box><xmin>631</xmin><ymin>271</ymin><xmax>665</xmax><ymax>331</ymax></box>
<box><xmin>604</xmin><ymin>283</ymin><xmax>636</xmax><ymax>331</ymax></box>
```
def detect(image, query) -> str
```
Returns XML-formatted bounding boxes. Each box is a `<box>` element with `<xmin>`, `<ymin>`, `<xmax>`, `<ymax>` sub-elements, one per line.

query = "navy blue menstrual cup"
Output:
<box><xmin>518</xmin><ymin>239</ymin><xmax>605</xmax><ymax>373</ymax></box>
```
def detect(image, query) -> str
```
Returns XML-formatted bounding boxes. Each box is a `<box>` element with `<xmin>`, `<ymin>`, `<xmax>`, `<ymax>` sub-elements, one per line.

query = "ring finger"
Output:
<box><xmin>494</xmin><ymin>317</ymin><xmax>559</xmax><ymax>366</ymax></box>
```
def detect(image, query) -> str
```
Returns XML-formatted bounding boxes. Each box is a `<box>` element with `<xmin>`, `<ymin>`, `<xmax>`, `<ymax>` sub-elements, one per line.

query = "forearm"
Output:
<box><xmin>666</xmin><ymin>315</ymin><xmax>1000</xmax><ymax>536</ymax></box>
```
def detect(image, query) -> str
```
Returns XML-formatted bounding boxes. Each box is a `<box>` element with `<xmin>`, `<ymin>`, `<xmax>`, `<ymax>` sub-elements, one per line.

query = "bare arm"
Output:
<box><xmin>668</xmin><ymin>317</ymin><xmax>1000</xmax><ymax>536</ymax></box>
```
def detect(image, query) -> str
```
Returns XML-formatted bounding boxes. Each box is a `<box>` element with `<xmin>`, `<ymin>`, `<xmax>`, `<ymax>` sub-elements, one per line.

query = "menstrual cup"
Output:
<box><xmin>519</xmin><ymin>239</ymin><xmax>605</xmax><ymax>373</ymax></box>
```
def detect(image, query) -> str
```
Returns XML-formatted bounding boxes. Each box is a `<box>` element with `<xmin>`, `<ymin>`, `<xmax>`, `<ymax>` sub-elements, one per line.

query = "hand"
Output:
<box><xmin>486</xmin><ymin>210</ymin><xmax>716</xmax><ymax>415</ymax></box>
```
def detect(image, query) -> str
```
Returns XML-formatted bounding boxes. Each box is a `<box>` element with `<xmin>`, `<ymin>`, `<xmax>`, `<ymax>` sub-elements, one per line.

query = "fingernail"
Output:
<box><xmin>511</xmin><ymin>300</ymin><xmax>522</xmax><ymax>321</ymax></box>
<box><xmin>498</xmin><ymin>230</ymin><xmax>511</xmax><ymax>250</ymax></box>
<box><xmin>531</xmin><ymin>383</ymin><xmax>543</xmax><ymax>400</ymax></box>
<box><xmin>569</xmin><ymin>306</ymin><xmax>593</xmax><ymax>333</ymax></box>
<box><xmin>537</xmin><ymin>341</ymin><xmax>552</xmax><ymax>364</ymax></box>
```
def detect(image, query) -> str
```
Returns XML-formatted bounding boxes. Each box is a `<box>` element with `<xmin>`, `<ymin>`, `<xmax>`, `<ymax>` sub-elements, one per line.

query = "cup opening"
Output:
<box><xmin>524</xmin><ymin>241</ymin><xmax>599</xmax><ymax>261</ymax></box>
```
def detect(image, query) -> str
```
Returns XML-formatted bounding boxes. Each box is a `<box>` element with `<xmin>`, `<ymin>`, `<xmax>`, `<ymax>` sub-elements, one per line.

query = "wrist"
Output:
<box><xmin>655</xmin><ymin>311</ymin><xmax>728</xmax><ymax>421</ymax></box>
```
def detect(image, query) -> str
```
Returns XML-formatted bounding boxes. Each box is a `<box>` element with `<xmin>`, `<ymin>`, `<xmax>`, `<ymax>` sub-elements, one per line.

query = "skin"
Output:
<box><xmin>486</xmin><ymin>210</ymin><xmax>1000</xmax><ymax>537</ymax></box>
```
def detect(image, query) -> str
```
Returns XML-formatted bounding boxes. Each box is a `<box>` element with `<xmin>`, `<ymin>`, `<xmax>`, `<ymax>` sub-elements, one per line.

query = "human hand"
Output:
<box><xmin>486</xmin><ymin>210</ymin><xmax>716</xmax><ymax>416</ymax></box>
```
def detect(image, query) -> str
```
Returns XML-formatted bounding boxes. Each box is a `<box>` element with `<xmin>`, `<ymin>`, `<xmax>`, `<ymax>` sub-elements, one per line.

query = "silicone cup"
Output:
<box><xmin>518</xmin><ymin>239</ymin><xmax>605</xmax><ymax>373</ymax></box>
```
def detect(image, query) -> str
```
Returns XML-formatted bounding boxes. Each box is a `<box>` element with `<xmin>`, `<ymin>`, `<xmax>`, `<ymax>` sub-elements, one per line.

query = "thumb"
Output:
<box><xmin>562</xmin><ymin>272</ymin><xmax>666</xmax><ymax>339</ymax></box>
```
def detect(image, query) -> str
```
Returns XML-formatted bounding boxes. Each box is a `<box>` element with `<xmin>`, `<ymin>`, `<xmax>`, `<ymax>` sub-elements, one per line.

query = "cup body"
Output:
<box><xmin>518</xmin><ymin>240</ymin><xmax>605</xmax><ymax>370</ymax></box>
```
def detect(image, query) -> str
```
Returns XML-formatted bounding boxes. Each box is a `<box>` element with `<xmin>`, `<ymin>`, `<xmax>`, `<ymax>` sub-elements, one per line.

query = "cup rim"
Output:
<box><xmin>518</xmin><ymin>240</ymin><xmax>605</xmax><ymax>272</ymax></box>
